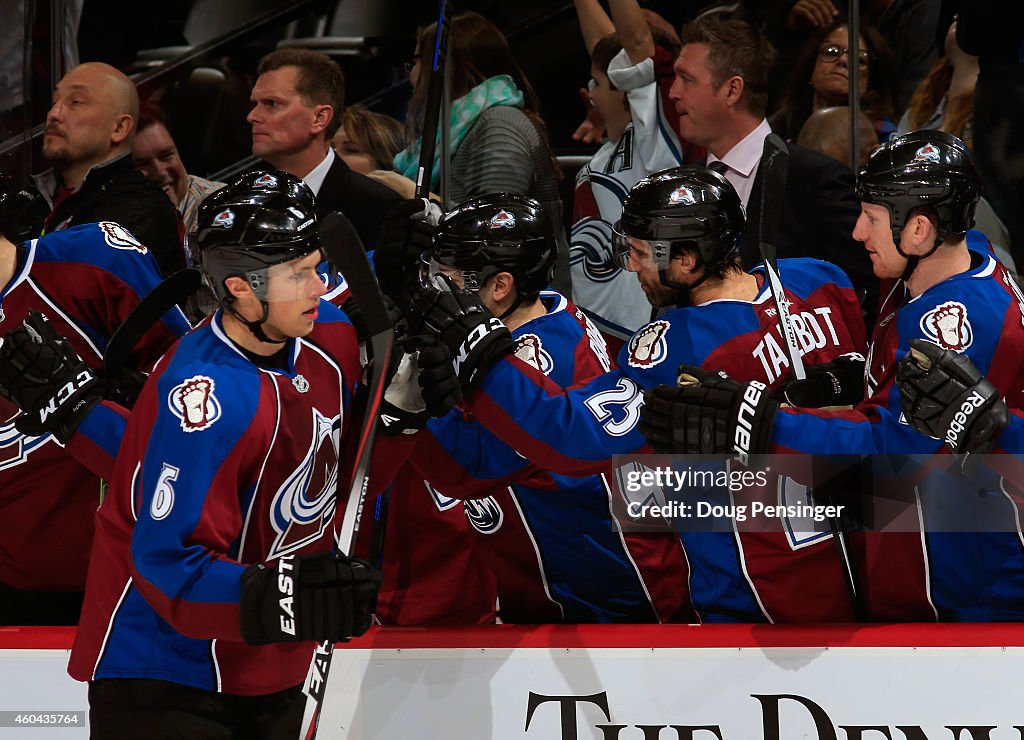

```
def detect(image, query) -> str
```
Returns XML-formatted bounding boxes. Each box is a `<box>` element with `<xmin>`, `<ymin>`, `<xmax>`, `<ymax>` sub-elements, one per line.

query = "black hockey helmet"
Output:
<box><xmin>193</xmin><ymin>170</ymin><xmax>321</xmax><ymax>303</ymax></box>
<box><xmin>614</xmin><ymin>165</ymin><xmax>746</xmax><ymax>275</ymax></box>
<box><xmin>856</xmin><ymin>129</ymin><xmax>981</xmax><ymax>247</ymax></box>
<box><xmin>426</xmin><ymin>193</ymin><xmax>556</xmax><ymax>299</ymax></box>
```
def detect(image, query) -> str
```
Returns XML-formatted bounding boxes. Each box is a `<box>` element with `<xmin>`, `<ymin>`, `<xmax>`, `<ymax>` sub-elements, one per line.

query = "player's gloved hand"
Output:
<box><xmin>773</xmin><ymin>352</ymin><xmax>866</xmax><ymax>408</ymax></box>
<box><xmin>341</xmin><ymin>293</ymin><xmax>404</xmax><ymax>344</ymax></box>
<box><xmin>0</xmin><ymin>310</ymin><xmax>103</xmax><ymax>443</ymax></box>
<box><xmin>414</xmin><ymin>335</ymin><xmax>462</xmax><ymax>417</ymax></box>
<box><xmin>373</xmin><ymin>198</ymin><xmax>442</xmax><ymax>309</ymax></box>
<box><xmin>379</xmin><ymin>350</ymin><xmax>429</xmax><ymax>435</ymax></box>
<box><xmin>639</xmin><ymin>365</ymin><xmax>777</xmax><ymax>458</ymax></box>
<box><xmin>240</xmin><ymin>552</ymin><xmax>382</xmax><ymax>645</ymax></box>
<box><xmin>405</xmin><ymin>278</ymin><xmax>514</xmax><ymax>390</ymax></box>
<box><xmin>102</xmin><ymin>366</ymin><xmax>147</xmax><ymax>409</ymax></box>
<box><xmin>896</xmin><ymin>339</ymin><xmax>1009</xmax><ymax>455</ymax></box>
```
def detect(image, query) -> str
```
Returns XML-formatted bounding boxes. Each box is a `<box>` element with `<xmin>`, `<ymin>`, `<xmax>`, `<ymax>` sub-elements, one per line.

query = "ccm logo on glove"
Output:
<box><xmin>454</xmin><ymin>317</ymin><xmax>505</xmax><ymax>381</ymax></box>
<box><xmin>40</xmin><ymin>370</ymin><xmax>96</xmax><ymax>422</ymax></box>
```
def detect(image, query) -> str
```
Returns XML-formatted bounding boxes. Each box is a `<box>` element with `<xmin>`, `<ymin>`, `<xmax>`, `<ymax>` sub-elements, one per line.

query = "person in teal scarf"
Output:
<box><xmin>395</xmin><ymin>11</ymin><xmax>571</xmax><ymax>293</ymax></box>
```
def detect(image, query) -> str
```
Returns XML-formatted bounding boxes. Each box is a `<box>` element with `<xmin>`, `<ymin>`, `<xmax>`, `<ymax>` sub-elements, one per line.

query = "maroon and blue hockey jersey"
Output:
<box><xmin>69</xmin><ymin>303</ymin><xmax>405</xmax><ymax>695</ymax></box>
<box><xmin>463</xmin><ymin>259</ymin><xmax>867</xmax><ymax>623</ymax></box>
<box><xmin>0</xmin><ymin>222</ymin><xmax>189</xmax><ymax>593</ymax></box>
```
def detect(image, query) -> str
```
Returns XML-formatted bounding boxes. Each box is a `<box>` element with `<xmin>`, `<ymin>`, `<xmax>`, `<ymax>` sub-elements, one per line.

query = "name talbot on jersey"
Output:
<box><xmin>524</xmin><ymin>691</ymin><xmax>1022</xmax><ymax>740</ymax></box>
<box><xmin>754</xmin><ymin>306</ymin><xmax>841</xmax><ymax>384</ymax></box>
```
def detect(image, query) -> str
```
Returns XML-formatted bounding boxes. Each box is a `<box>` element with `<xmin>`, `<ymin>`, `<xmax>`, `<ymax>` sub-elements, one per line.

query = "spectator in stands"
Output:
<box><xmin>957</xmin><ymin>1</ymin><xmax>1024</xmax><ymax>272</ymax></box>
<box><xmin>332</xmin><ymin>106</ymin><xmax>406</xmax><ymax>175</ymax></box>
<box><xmin>0</xmin><ymin>63</ymin><xmax>184</xmax><ymax>277</ymax></box>
<box><xmin>131</xmin><ymin>102</ymin><xmax>223</xmax><ymax>321</ymax></box>
<box><xmin>568</xmin><ymin>0</ymin><xmax>698</xmax><ymax>348</ymax></box>
<box><xmin>394</xmin><ymin>11</ymin><xmax>570</xmax><ymax>291</ymax></box>
<box><xmin>670</xmin><ymin>16</ymin><xmax>878</xmax><ymax>325</ymax></box>
<box><xmin>132</xmin><ymin>102</ymin><xmax>224</xmax><ymax>235</ymax></box>
<box><xmin>872</xmin><ymin>0</ymin><xmax>943</xmax><ymax>111</ymax></box>
<box><xmin>771</xmin><ymin>19</ymin><xmax>898</xmax><ymax>143</ymax></box>
<box><xmin>248</xmin><ymin>48</ymin><xmax>400</xmax><ymax>249</ymax></box>
<box><xmin>797</xmin><ymin>105</ymin><xmax>879</xmax><ymax>169</ymax></box>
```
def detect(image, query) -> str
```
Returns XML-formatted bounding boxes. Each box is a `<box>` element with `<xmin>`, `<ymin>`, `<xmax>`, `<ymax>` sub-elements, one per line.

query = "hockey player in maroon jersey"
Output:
<box><xmin>0</xmin><ymin>214</ymin><xmax>189</xmax><ymax>626</ymax></box>
<box><xmin>641</xmin><ymin>131</ymin><xmax>1024</xmax><ymax>622</ymax></box>
<box><xmin>67</xmin><ymin>172</ymin><xmax>393</xmax><ymax>738</ymax></box>
<box><xmin>403</xmin><ymin>166</ymin><xmax>869</xmax><ymax>623</ymax></box>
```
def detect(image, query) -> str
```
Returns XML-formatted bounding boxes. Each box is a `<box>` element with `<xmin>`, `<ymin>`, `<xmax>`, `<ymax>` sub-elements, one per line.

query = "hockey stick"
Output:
<box><xmin>414</xmin><ymin>0</ymin><xmax>453</xmax><ymax>200</ymax></box>
<box><xmin>103</xmin><ymin>268</ymin><xmax>200</xmax><ymax>377</ymax></box>
<box><xmin>758</xmin><ymin>134</ymin><xmax>805</xmax><ymax>381</ymax></box>
<box><xmin>297</xmin><ymin>211</ymin><xmax>395</xmax><ymax>740</ymax></box>
<box><xmin>758</xmin><ymin>133</ymin><xmax>866</xmax><ymax>620</ymax></box>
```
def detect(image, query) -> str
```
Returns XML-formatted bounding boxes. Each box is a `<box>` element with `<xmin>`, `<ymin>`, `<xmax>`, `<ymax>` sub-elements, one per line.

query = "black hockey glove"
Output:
<box><xmin>373</xmin><ymin>198</ymin><xmax>441</xmax><ymax>309</ymax></box>
<box><xmin>341</xmin><ymin>292</ymin><xmax>404</xmax><ymax>344</ymax></box>
<box><xmin>0</xmin><ymin>310</ymin><xmax>103</xmax><ymax>443</ymax></box>
<box><xmin>773</xmin><ymin>352</ymin><xmax>866</xmax><ymax>408</ymax></box>
<box><xmin>896</xmin><ymin>339</ymin><xmax>1009</xmax><ymax>455</ymax></box>
<box><xmin>406</xmin><ymin>281</ymin><xmax>515</xmax><ymax>391</ymax></box>
<box><xmin>415</xmin><ymin>335</ymin><xmax>462</xmax><ymax>417</ymax></box>
<box><xmin>240</xmin><ymin>552</ymin><xmax>382</xmax><ymax>645</ymax></box>
<box><xmin>639</xmin><ymin>365</ymin><xmax>777</xmax><ymax>459</ymax></box>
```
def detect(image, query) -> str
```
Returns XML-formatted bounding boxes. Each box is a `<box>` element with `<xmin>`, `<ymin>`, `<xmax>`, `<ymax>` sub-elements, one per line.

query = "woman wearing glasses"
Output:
<box><xmin>770</xmin><ymin>19</ymin><xmax>899</xmax><ymax>144</ymax></box>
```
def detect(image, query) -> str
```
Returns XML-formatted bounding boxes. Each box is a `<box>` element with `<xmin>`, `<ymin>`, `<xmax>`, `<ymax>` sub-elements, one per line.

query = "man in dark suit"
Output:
<box><xmin>669</xmin><ymin>16</ymin><xmax>878</xmax><ymax>326</ymax></box>
<box><xmin>247</xmin><ymin>49</ymin><xmax>400</xmax><ymax>249</ymax></box>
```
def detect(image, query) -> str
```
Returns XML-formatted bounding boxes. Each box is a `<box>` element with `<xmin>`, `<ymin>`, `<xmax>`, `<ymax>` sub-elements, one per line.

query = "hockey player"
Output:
<box><xmin>0</xmin><ymin>217</ymin><xmax>189</xmax><ymax>625</ymax></box>
<box><xmin>68</xmin><ymin>172</ymin><xmax>385</xmax><ymax>737</ymax></box>
<box><xmin>406</xmin><ymin>166</ymin><xmax>868</xmax><ymax>623</ymax></box>
<box><xmin>406</xmin><ymin>192</ymin><xmax>666</xmax><ymax>623</ymax></box>
<box><xmin>641</xmin><ymin>131</ymin><xmax>1024</xmax><ymax>622</ymax></box>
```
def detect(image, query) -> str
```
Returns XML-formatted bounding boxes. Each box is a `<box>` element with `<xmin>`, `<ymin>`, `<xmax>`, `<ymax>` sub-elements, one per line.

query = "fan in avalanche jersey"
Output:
<box><xmin>643</xmin><ymin>131</ymin><xmax>1024</xmax><ymax>622</ymax></box>
<box><xmin>405</xmin><ymin>166</ymin><xmax>868</xmax><ymax>623</ymax></box>
<box><xmin>68</xmin><ymin>171</ymin><xmax>393</xmax><ymax>738</ymax></box>
<box><xmin>0</xmin><ymin>216</ymin><xmax>189</xmax><ymax>626</ymax></box>
<box><xmin>398</xmin><ymin>192</ymin><xmax>670</xmax><ymax>624</ymax></box>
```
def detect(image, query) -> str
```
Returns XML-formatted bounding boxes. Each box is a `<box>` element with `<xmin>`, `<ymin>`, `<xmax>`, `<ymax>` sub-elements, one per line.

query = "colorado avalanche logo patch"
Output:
<box><xmin>168</xmin><ymin>375</ymin><xmax>221</xmax><ymax>432</ymax></box>
<box><xmin>913</xmin><ymin>143</ymin><xmax>941</xmax><ymax>163</ymax></box>
<box><xmin>212</xmin><ymin>209</ymin><xmax>235</xmax><ymax>228</ymax></box>
<box><xmin>627</xmin><ymin>320</ymin><xmax>670</xmax><ymax>368</ymax></box>
<box><xmin>254</xmin><ymin>173</ymin><xmax>278</xmax><ymax>188</ymax></box>
<box><xmin>269</xmin><ymin>409</ymin><xmax>339</xmax><ymax>557</ymax></box>
<box><xmin>98</xmin><ymin>222</ymin><xmax>147</xmax><ymax>254</ymax></box>
<box><xmin>920</xmin><ymin>301</ymin><xmax>973</xmax><ymax>350</ymax></box>
<box><xmin>669</xmin><ymin>184</ymin><xmax>696</xmax><ymax>205</ymax></box>
<box><xmin>464</xmin><ymin>496</ymin><xmax>503</xmax><ymax>534</ymax></box>
<box><xmin>489</xmin><ymin>210</ymin><xmax>516</xmax><ymax>229</ymax></box>
<box><xmin>514</xmin><ymin>333</ymin><xmax>554</xmax><ymax>375</ymax></box>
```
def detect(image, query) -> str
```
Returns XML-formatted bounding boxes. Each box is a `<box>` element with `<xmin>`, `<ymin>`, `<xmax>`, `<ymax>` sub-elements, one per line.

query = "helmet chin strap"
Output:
<box><xmin>894</xmin><ymin>228</ymin><xmax>943</xmax><ymax>283</ymax></box>
<box><xmin>658</xmin><ymin>263</ymin><xmax>711</xmax><ymax>307</ymax></box>
<box><xmin>225</xmin><ymin>300</ymin><xmax>288</xmax><ymax>345</ymax></box>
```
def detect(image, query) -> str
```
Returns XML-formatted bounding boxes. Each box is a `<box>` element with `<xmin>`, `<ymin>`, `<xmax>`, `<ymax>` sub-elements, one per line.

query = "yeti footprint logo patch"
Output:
<box><xmin>627</xmin><ymin>320</ymin><xmax>670</xmax><ymax>368</ymax></box>
<box><xmin>920</xmin><ymin>301</ymin><xmax>972</xmax><ymax>351</ymax></box>
<box><xmin>168</xmin><ymin>375</ymin><xmax>222</xmax><ymax>432</ymax></box>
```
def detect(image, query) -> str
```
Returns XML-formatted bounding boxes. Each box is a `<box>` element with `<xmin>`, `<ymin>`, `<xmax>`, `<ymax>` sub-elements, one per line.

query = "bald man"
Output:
<box><xmin>797</xmin><ymin>106</ymin><xmax>880</xmax><ymax>171</ymax></box>
<box><xmin>1</xmin><ymin>63</ymin><xmax>184</xmax><ymax>276</ymax></box>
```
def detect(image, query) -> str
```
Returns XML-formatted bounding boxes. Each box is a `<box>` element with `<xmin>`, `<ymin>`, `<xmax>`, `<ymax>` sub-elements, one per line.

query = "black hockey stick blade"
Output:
<box><xmin>298</xmin><ymin>211</ymin><xmax>395</xmax><ymax>740</ymax></box>
<box><xmin>414</xmin><ymin>0</ymin><xmax>453</xmax><ymax>199</ymax></box>
<box><xmin>103</xmin><ymin>268</ymin><xmax>200</xmax><ymax>377</ymax></box>
<box><xmin>757</xmin><ymin>134</ymin><xmax>805</xmax><ymax>380</ymax></box>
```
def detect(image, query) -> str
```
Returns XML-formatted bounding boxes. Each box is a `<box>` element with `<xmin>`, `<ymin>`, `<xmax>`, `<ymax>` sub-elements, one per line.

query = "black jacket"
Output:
<box><xmin>740</xmin><ymin>142</ymin><xmax>879</xmax><ymax>329</ymax></box>
<box><xmin>6</xmin><ymin>153</ymin><xmax>185</xmax><ymax>278</ymax></box>
<box><xmin>313</xmin><ymin>154</ymin><xmax>401</xmax><ymax>251</ymax></box>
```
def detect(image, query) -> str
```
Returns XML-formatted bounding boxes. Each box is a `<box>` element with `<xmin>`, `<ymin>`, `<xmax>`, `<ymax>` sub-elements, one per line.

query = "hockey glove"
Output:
<box><xmin>406</xmin><ymin>281</ymin><xmax>515</xmax><ymax>391</ymax></box>
<box><xmin>415</xmin><ymin>335</ymin><xmax>462</xmax><ymax>418</ymax></box>
<box><xmin>896</xmin><ymin>339</ymin><xmax>1009</xmax><ymax>455</ymax></box>
<box><xmin>240</xmin><ymin>552</ymin><xmax>382</xmax><ymax>645</ymax></box>
<box><xmin>639</xmin><ymin>365</ymin><xmax>777</xmax><ymax>459</ymax></box>
<box><xmin>374</xmin><ymin>198</ymin><xmax>442</xmax><ymax>309</ymax></box>
<box><xmin>774</xmin><ymin>352</ymin><xmax>866</xmax><ymax>408</ymax></box>
<box><xmin>0</xmin><ymin>310</ymin><xmax>103</xmax><ymax>443</ymax></box>
<box><xmin>379</xmin><ymin>350</ymin><xmax>429</xmax><ymax>435</ymax></box>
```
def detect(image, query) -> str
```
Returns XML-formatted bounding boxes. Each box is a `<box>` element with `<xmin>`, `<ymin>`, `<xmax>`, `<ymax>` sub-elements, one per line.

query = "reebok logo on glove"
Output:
<box><xmin>945</xmin><ymin>389</ymin><xmax>986</xmax><ymax>451</ymax></box>
<box><xmin>734</xmin><ymin>380</ymin><xmax>768</xmax><ymax>465</ymax></box>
